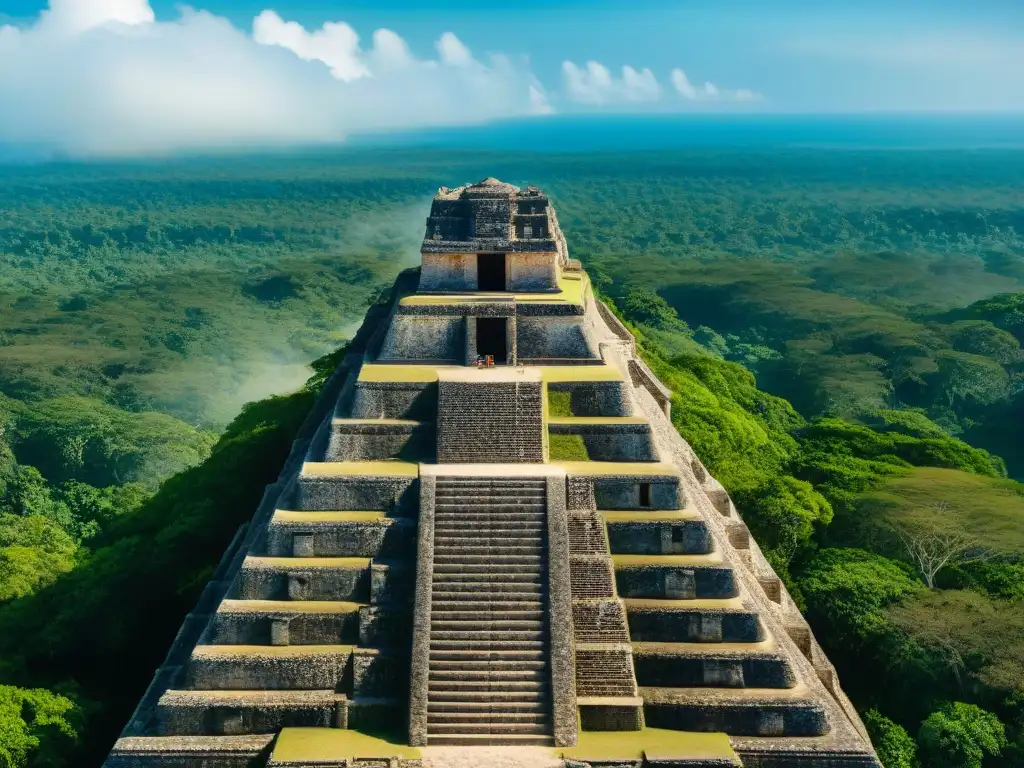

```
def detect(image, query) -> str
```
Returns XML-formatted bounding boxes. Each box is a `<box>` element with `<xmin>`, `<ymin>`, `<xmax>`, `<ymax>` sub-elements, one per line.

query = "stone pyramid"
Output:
<box><xmin>106</xmin><ymin>179</ymin><xmax>879</xmax><ymax>768</ymax></box>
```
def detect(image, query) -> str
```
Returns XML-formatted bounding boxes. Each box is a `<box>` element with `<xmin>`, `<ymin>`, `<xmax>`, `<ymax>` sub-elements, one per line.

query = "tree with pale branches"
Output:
<box><xmin>889</xmin><ymin>502</ymin><xmax>996</xmax><ymax>589</ymax></box>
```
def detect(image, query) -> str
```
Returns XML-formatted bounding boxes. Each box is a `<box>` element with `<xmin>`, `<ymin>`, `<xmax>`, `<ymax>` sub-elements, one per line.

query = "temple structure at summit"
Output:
<box><xmin>106</xmin><ymin>178</ymin><xmax>879</xmax><ymax>767</ymax></box>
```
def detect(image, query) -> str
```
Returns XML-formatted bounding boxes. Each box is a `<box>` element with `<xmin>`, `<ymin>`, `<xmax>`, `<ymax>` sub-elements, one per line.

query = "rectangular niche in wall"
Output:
<box><xmin>476</xmin><ymin>317</ymin><xmax>508</xmax><ymax>364</ymax></box>
<box><xmin>477</xmin><ymin>253</ymin><xmax>507</xmax><ymax>291</ymax></box>
<box><xmin>639</xmin><ymin>482</ymin><xmax>652</xmax><ymax>508</ymax></box>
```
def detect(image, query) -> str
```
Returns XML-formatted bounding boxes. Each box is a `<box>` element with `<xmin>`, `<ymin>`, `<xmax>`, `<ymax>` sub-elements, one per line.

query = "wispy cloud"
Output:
<box><xmin>0</xmin><ymin>0</ymin><xmax>760</xmax><ymax>157</ymax></box>
<box><xmin>562</xmin><ymin>60</ymin><xmax>661</xmax><ymax>105</ymax></box>
<box><xmin>785</xmin><ymin>31</ymin><xmax>1024</xmax><ymax>70</ymax></box>
<box><xmin>0</xmin><ymin>0</ymin><xmax>550</xmax><ymax>156</ymax></box>
<box><xmin>671</xmin><ymin>68</ymin><xmax>760</xmax><ymax>102</ymax></box>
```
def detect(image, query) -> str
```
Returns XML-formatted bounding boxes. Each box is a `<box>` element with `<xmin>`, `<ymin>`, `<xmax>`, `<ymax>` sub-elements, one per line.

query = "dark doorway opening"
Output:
<box><xmin>639</xmin><ymin>482</ymin><xmax>652</xmax><ymax>507</ymax></box>
<box><xmin>476</xmin><ymin>317</ymin><xmax>508</xmax><ymax>364</ymax></box>
<box><xmin>477</xmin><ymin>253</ymin><xmax>507</xmax><ymax>291</ymax></box>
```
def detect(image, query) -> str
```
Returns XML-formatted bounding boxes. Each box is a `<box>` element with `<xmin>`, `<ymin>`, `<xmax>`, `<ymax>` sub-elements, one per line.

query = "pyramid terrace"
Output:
<box><xmin>106</xmin><ymin>179</ymin><xmax>880</xmax><ymax>768</ymax></box>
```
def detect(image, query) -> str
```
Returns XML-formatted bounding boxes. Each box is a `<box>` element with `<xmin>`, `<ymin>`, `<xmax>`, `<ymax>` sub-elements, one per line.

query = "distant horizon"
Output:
<box><xmin>4</xmin><ymin>112</ymin><xmax>1024</xmax><ymax>166</ymax></box>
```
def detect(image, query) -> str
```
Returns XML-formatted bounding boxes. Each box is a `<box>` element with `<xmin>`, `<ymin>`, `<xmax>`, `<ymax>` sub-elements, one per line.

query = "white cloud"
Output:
<box><xmin>670</xmin><ymin>68</ymin><xmax>697</xmax><ymax>99</ymax></box>
<box><xmin>40</xmin><ymin>0</ymin><xmax>153</xmax><ymax>34</ymax></box>
<box><xmin>252</xmin><ymin>10</ymin><xmax>369</xmax><ymax>82</ymax></box>
<box><xmin>0</xmin><ymin>1</ymin><xmax>550</xmax><ymax>156</ymax></box>
<box><xmin>669</xmin><ymin>67</ymin><xmax>759</xmax><ymax>102</ymax></box>
<box><xmin>436</xmin><ymin>31</ymin><xmax>472</xmax><ymax>66</ymax></box>
<box><xmin>562</xmin><ymin>60</ymin><xmax>661</xmax><ymax>105</ymax></box>
<box><xmin>529</xmin><ymin>84</ymin><xmax>555</xmax><ymax>115</ymax></box>
<box><xmin>0</xmin><ymin>0</ymin><xmax>766</xmax><ymax>157</ymax></box>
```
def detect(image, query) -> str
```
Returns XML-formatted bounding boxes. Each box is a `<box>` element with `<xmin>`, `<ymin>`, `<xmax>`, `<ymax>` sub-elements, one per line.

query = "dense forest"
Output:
<box><xmin>0</xmin><ymin>148</ymin><xmax>1022</xmax><ymax>766</ymax></box>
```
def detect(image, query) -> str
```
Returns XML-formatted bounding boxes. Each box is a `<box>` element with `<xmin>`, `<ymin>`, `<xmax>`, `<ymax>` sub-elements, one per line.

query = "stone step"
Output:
<box><xmin>434</xmin><ymin>496</ymin><xmax>545</xmax><ymax>505</ymax></box>
<box><xmin>434</xmin><ymin>535</ymin><xmax>543</xmax><ymax>545</ymax></box>
<box><xmin>433</xmin><ymin>554</ymin><xmax>543</xmax><ymax>566</ymax></box>
<box><xmin>435</xmin><ymin>489</ymin><xmax>545</xmax><ymax>497</ymax></box>
<box><xmin>435</xmin><ymin>489</ymin><xmax>547</xmax><ymax>496</ymax></box>
<box><xmin>432</xmin><ymin>552</ymin><xmax>544</xmax><ymax>565</ymax></box>
<box><xmin>426</xmin><ymin>734</ymin><xmax>553</xmax><ymax>746</ymax></box>
<box><xmin>428</xmin><ymin>695</ymin><xmax>548</xmax><ymax>709</ymax></box>
<box><xmin>436</xmin><ymin>481</ymin><xmax>552</xmax><ymax>487</ymax></box>
<box><xmin>428</xmin><ymin>678</ymin><xmax>548</xmax><ymax>691</ymax></box>
<box><xmin>431</xmin><ymin>609</ymin><xmax>544</xmax><ymax>622</ymax></box>
<box><xmin>425</xmin><ymin>708</ymin><xmax>548</xmax><ymax>720</ymax></box>
<box><xmin>432</xmin><ymin>589</ymin><xmax>544</xmax><ymax>602</ymax></box>
<box><xmin>640</xmin><ymin>685</ymin><xmax>829</xmax><ymax>737</ymax></box>
<box><xmin>433</xmin><ymin>520</ymin><xmax>545</xmax><ymax>530</ymax></box>
<box><xmin>433</xmin><ymin>525</ymin><xmax>545</xmax><ymax>536</ymax></box>
<box><xmin>429</xmin><ymin>668</ymin><xmax>547</xmax><ymax>682</ymax></box>
<box><xmin>426</xmin><ymin>722</ymin><xmax>550</xmax><ymax>735</ymax></box>
<box><xmin>429</xmin><ymin>661</ymin><xmax>547</xmax><ymax>673</ymax></box>
<box><xmin>429</xmin><ymin>649</ymin><xmax>545</xmax><ymax>663</ymax></box>
<box><xmin>432</xmin><ymin>569</ymin><xmax>543</xmax><ymax>582</ymax></box>
<box><xmin>429</xmin><ymin>640</ymin><xmax>545</xmax><ymax>652</ymax></box>
<box><xmin>434</xmin><ymin>560</ymin><xmax>544</xmax><ymax>570</ymax></box>
<box><xmin>427</xmin><ymin>689</ymin><xmax>548</xmax><ymax>703</ymax></box>
<box><xmin>434</xmin><ymin>512</ymin><xmax>545</xmax><ymax>520</ymax></box>
<box><xmin>429</xmin><ymin>630</ymin><xmax>544</xmax><ymax>643</ymax></box>
<box><xmin>434</xmin><ymin>513</ymin><xmax>545</xmax><ymax>522</ymax></box>
<box><xmin>430</xmin><ymin>619</ymin><xmax>544</xmax><ymax>631</ymax></box>
<box><xmin>432</xmin><ymin>540</ymin><xmax>544</xmax><ymax>552</ymax></box>
<box><xmin>431</xmin><ymin>599</ymin><xmax>544</xmax><ymax>611</ymax></box>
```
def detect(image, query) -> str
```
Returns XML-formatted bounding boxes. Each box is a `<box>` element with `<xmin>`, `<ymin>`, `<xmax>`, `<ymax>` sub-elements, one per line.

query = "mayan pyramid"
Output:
<box><xmin>106</xmin><ymin>178</ymin><xmax>879</xmax><ymax>767</ymax></box>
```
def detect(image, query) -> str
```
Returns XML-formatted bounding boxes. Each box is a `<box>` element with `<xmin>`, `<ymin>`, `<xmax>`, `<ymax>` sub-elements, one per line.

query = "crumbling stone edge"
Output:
<box><xmin>407</xmin><ymin>473</ymin><xmax>435</xmax><ymax>747</ymax></box>
<box><xmin>547</xmin><ymin>473</ymin><xmax>579</xmax><ymax>747</ymax></box>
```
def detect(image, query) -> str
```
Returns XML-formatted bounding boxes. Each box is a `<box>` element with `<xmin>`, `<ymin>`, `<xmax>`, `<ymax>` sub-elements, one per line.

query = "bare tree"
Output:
<box><xmin>889</xmin><ymin>503</ymin><xmax>995</xmax><ymax>589</ymax></box>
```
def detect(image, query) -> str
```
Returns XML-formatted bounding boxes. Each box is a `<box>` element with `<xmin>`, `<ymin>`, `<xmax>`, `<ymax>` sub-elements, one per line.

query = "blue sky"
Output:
<box><xmin>0</xmin><ymin>1</ymin><xmax>1022</xmax><ymax>156</ymax></box>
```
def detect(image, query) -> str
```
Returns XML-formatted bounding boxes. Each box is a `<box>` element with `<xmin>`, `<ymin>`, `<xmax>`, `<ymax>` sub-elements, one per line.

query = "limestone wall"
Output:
<box><xmin>419</xmin><ymin>251</ymin><xmax>560</xmax><ymax>293</ymax></box>
<box><xmin>419</xmin><ymin>253</ymin><xmax>474</xmax><ymax>292</ymax></box>
<box><xmin>378</xmin><ymin>316</ymin><xmax>462</xmax><ymax>362</ymax></box>
<box><xmin>508</xmin><ymin>251</ymin><xmax>560</xmax><ymax>292</ymax></box>
<box><xmin>293</xmin><ymin>474</ymin><xmax>419</xmax><ymax>513</ymax></box>
<box><xmin>548</xmin><ymin>421</ymin><xmax>657</xmax><ymax>462</ymax></box>
<box><xmin>517</xmin><ymin>316</ymin><xmax>600</xmax><ymax>361</ymax></box>
<box><xmin>547</xmin><ymin>381</ymin><xmax>632</xmax><ymax>417</ymax></box>
<box><xmin>324</xmin><ymin>421</ymin><xmax>434</xmax><ymax>462</ymax></box>
<box><xmin>350</xmin><ymin>382</ymin><xmax>437</xmax><ymax>421</ymax></box>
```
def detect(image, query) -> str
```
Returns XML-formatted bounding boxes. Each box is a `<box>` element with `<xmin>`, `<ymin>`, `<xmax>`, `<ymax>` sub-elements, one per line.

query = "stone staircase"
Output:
<box><xmin>426</xmin><ymin>476</ymin><xmax>554</xmax><ymax>746</ymax></box>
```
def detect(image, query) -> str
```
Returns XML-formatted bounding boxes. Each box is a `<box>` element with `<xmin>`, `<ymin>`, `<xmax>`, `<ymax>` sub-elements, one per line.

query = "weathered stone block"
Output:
<box><xmin>266</xmin><ymin>518</ymin><xmax>415</xmax><ymax>559</ymax></box>
<box><xmin>593</xmin><ymin>477</ymin><xmax>683</xmax><ymax>510</ymax></box>
<box><xmin>606</xmin><ymin>519</ymin><xmax>713</xmax><ymax>555</ymax></box>
<box><xmin>293</xmin><ymin>475</ymin><xmax>418</xmax><ymax>513</ymax></box>
<box><xmin>351</xmin><ymin>381</ymin><xmax>437</xmax><ymax>421</ymax></box>
<box><xmin>379</xmin><ymin>316</ymin><xmax>464</xmax><ymax>362</ymax></box>
<box><xmin>325</xmin><ymin>420</ymin><xmax>435</xmax><ymax>462</ymax></box>
<box><xmin>626</xmin><ymin>607</ymin><xmax>763</xmax><ymax>643</ymax></box>
<box><xmin>352</xmin><ymin>648</ymin><xmax>408</xmax><ymax>699</ymax></box>
<box><xmin>615</xmin><ymin>565</ymin><xmax>737</xmax><ymax>600</ymax></box>
<box><xmin>230</xmin><ymin>560</ymin><xmax>369</xmax><ymax>602</ymax></box>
